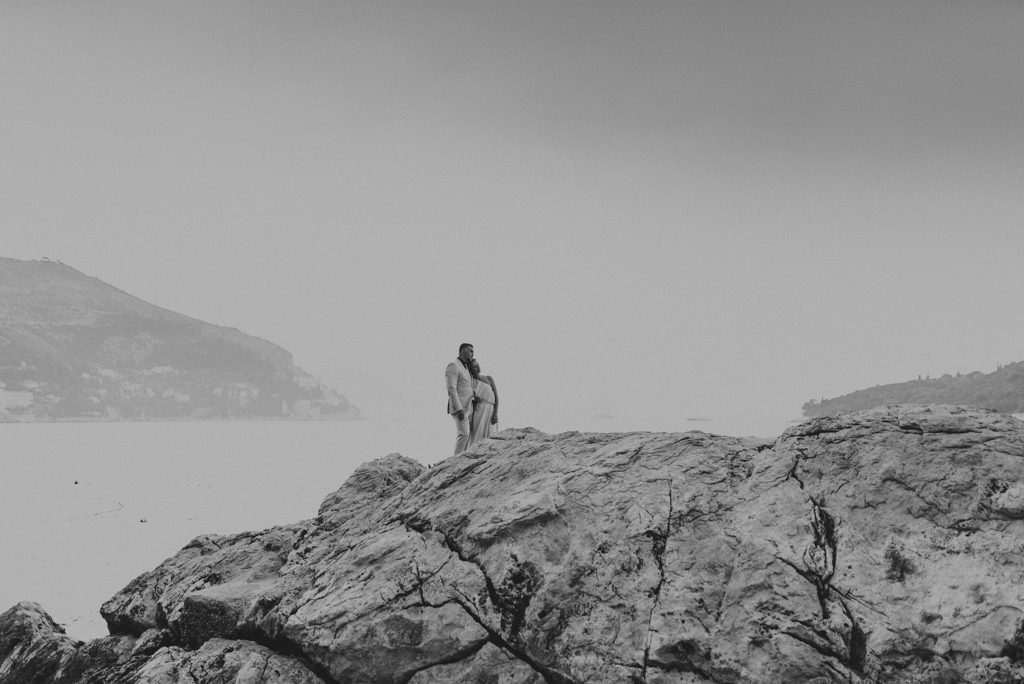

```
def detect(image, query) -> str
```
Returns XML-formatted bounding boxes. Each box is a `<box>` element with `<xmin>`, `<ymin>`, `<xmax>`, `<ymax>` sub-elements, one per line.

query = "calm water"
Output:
<box><xmin>0</xmin><ymin>418</ymin><xmax>452</xmax><ymax>640</ymax></box>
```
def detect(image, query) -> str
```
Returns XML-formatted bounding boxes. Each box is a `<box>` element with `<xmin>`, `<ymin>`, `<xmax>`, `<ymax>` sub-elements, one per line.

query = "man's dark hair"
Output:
<box><xmin>459</xmin><ymin>342</ymin><xmax>474</xmax><ymax>354</ymax></box>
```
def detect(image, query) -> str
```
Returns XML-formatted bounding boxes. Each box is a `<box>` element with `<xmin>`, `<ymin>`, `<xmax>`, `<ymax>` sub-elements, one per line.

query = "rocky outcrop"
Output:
<box><xmin>0</xmin><ymin>602</ymin><xmax>322</xmax><ymax>683</ymax></box>
<box><xmin>6</xmin><ymin>405</ymin><xmax>1024</xmax><ymax>682</ymax></box>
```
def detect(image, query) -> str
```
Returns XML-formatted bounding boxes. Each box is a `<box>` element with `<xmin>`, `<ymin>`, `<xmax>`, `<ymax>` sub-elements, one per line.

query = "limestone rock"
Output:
<box><xmin>0</xmin><ymin>602</ymin><xmax>85</xmax><ymax>684</ymax></box>
<box><xmin>133</xmin><ymin>638</ymin><xmax>324</xmax><ymax>684</ymax></box>
<box><xmin>7</xmin><ymin>406</ymin><xmax>1024</xmax><ymax>682</ymax></box>
<box><xmin>0</xmin><ymin>602</ymin><xmax>320</xmax><ymax>683</ymax></box>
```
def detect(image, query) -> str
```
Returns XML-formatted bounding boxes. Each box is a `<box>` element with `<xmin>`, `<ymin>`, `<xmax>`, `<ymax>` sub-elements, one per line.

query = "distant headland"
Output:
<box><xmin>803</xmin><ymin>362</ymin><xmax>1024</xmax><ymax>420</ymax></box>
<box><xmin>0</xmin><ymin>257</ymin><xmax>360</xmax><ymax>421</ymax></box>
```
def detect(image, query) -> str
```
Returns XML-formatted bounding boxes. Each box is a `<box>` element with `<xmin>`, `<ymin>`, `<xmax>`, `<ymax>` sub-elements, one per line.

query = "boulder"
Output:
<box><xmin>6</xmin><ymin>406</ymin><xmax>1024</xmax><ymax>682</ymax></box>
<box><xmin>0</xmin><ymin>602</ymin><xmax>320</xmax><ymax>683</ymax></box>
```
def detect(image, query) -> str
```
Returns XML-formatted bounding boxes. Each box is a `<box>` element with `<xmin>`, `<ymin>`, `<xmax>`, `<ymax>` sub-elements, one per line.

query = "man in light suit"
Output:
<box><xmin>445</xmin><ymin>342</ymin><xmax>475</xmax><ymax>455</ymax></box>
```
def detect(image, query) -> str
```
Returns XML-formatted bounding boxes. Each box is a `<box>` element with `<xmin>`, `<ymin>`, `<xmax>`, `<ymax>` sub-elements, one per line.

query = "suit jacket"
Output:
<box><xmin>445</xmin><ymin>360</ymin><xmax>475</xmax><ymax>415</ymax></box>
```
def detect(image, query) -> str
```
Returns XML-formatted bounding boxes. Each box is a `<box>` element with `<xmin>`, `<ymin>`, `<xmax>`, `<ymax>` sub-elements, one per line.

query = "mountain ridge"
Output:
<box><xmin>803</xmin><ymin>361</ymin><xmax>1024</xmax><ymax>419</ymax></box>
<box><xmin>0</xmin><ymin>257</ymin><xmax>359</xmax><ymax>421</ymax></box>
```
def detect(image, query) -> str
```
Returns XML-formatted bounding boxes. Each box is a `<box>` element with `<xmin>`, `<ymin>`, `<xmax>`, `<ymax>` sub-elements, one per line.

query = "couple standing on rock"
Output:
<box><xmin>445</xmin><ymin>342</ymin><xmax>499</xmax><ymax>455</ymax></box>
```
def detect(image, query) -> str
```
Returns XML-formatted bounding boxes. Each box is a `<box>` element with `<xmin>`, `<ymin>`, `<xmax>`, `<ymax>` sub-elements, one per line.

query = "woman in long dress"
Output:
<box><xmin>468</xmin><ymin>360</ymin><xmax>498</xmax><ymax>447</ymax></box>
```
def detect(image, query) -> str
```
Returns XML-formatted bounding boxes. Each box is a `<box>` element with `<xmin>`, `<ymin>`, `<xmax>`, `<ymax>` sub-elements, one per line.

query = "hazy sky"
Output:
<box><xmin>3</xmin><ymin>1</ymin><xmax>1024</xmax><ymax>437</ymax></box>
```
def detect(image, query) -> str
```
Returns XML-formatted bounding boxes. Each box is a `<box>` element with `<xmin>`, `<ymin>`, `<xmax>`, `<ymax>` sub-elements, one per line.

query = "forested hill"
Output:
<box><xmin>802</xmin><ymin>361</ymin><xmax>1024</xmax><ymax>418</ymax></box>
<box><xmin>0</xmin><ymin>257</ymin><xmax>360</xmax><ymax>421</ymax></box>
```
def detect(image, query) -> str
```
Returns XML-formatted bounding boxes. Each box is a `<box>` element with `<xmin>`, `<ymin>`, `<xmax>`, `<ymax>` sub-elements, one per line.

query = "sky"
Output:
<box><xmin>3</xmin><ymin>0</ymin><xmax>1024</xmax><ymax>438</ymax></box>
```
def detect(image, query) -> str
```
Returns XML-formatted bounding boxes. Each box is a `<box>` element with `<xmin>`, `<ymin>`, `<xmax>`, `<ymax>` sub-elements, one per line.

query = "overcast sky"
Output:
<box><xmin>3</xmin><ymin>1</ymin><xmax>1024</xmax><ymax>438</ymax></box>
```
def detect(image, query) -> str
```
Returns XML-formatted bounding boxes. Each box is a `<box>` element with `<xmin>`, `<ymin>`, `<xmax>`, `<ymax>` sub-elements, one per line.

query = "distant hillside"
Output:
<box><xmin>0</xmin><ymin>257</ymin><xmax>360</xmax><ymax>421</ymax></box>
<box><xmin>802</xmin><ymin>361</ymin><xmax>1024</xmax><ymax>418</ymax></box>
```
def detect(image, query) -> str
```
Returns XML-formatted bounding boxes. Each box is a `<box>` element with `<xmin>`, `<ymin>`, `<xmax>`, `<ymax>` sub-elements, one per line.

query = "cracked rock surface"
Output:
<box><xmin>6</xmin><ymin>406</ymin><xmax>1024</xmax><ymax>682</ymax></box>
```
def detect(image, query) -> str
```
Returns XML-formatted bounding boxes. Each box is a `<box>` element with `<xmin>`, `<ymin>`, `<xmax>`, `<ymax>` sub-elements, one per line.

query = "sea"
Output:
<box><xmin>0</xmin><ymin>417</ymin><xmax>453</xmax><ymax>641</ymax></box>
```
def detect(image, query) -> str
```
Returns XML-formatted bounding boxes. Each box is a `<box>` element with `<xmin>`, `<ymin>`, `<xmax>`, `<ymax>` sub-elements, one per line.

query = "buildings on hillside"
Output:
<box><xmin>0</xmin><ymin>388</ymin><xmax>34</xmax><ymax>411</ymax></box>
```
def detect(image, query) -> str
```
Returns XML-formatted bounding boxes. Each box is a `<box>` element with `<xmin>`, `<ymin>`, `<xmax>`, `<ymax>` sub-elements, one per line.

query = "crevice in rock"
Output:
<box><xmin>775</xmin><ymin>555</ymin><xmax>818</xmax><ymax>589</ymax></box>
<box><xmin>446</xmin><ymin>594</ymin><xmax>580</xmax><ymax>684</ymax></box>
<box><xmin>786</xmin><ymin>451</ymin><xmax>805</xmax><ymax>490</ymax></box>
<box><xmin>400</xmin><ymin>516</ymin><xmax>543</xmax><ymax>644</ymax></box>
<box><xmin>675</xmin><ymin>501</ymin><xmax>726</xmax><ymax>526</ymax></box>
<box><xmin>396</xmin><ymin>513</ymin><xmax>431</xmax><ymax>535</ymax></box>
<box><xmin>253</xmin><ymin>653</ymin><xmax>270</xmax><ymax>683</ymax></box>
<box><xmin>414</xmin><ymin>591</ymin><xmax>579</xmax><ymax>684</ymax></box>
<box><xmin>431</xmin><ymin>459</ymin><xmax>488</xmax><ymax>491</ymax></box>
<box><xmin>496</xmin><ymin>555</ymin><xmax>542</xmax><ymax>639</ymax></box>
<box><xmin>640</xmin><ymin>480</ymin><xmax>674</xmax><ymax>682</ymax></box>
<box><xmin>780</xmin><ymin>628</ymin><xmax>849</xmax><ymax>669</ymax></box>
<box><xmin>829</xmin><ymin>479</ymin><xmax>851</xmax><ymax>496</ymax></box>
<box><xmin>287</xmin><ymin>560</ymin><xmax>480</xmax><ymax>684</ymax></box>
<box><xmin>233</xmin><ymin>627</ymin><xmax>342</xmax><ymax>684</ymax></box>
<box><xmin>646</xmin><ymin>637</ymin><xmax>724</xmax><ymax>683</ymax></box>
<box><xmin>646</xmin><ymin>660</ymin><xmax>722</xmax><ymax>683</ymax></box>
<box><xmin>393</xmin><ymin>637</ymin><xmax>490</xmax><ymax>684</ymax></box>
<box><xmin>436</xmin><ymin>530</ymin><xmax>506</xmax><ymax>613</ymax></box>
<box><xmin>828</xmin><ymin>585</ymin><xmax>881</xmax><ymax>615</ymax></box>
<box><xmin>711</xmin><ymin>556</ymin><xmax>736</xmax><ymax>626</ymax></box>
<box><xmin>838</xmin><ymin>595</ymin><xmax>867</xmax><ymax>674</ymax></box>
<box><xmin>410</xmin><ymin>559</ymin><xmax>447</xmax><ymax>603</ymax></box>
<box><xmin>896</xmin><ymin>416</ymin><xmax>977</xmax><ymax>436</ymax></box>
<box><xmin>154</xmin><ymin>553</ymin><xmax>459</xmax><ymax>684</ymax></box>
<box><xmin>396</xmin><ymin>518</ymin><xmax>578</xmax><ymax>683</ymax></box>
<box><xmin>781</xmin><ymin>610</ymin><xmax>866</xmax><ymax>676</ymax></box>
<box><xmin>881</xmin><ymin>476</ymin><xmax>939</xmax><ymax>514</ymax></box>
<box><xmin>726</xmin><ymin>449</ymin><xmax>757</xmax><ymax>486</ymax></box>
<box><xmin>897</xmin><ymin>421</ymin><xmax>925</xmax><ymax>435</ymax></box>
<box><xmin>424</xmin><ymin>527</ymin><xmax>543</xmax><ymax>647</ymax></box>
<box><xmin>806</xmin><ymin>497</ymin><xmax>837</xmax><ymax>619</ymax></box>
<box><xmin>776</xmin><ymin>497</ymin><xmax>868</xmax><ymax>677</ymax></box>
<box><xmin>784</xmin><ymin>418</ymin><xmax>852</xmax><ymax>439</ymax></box>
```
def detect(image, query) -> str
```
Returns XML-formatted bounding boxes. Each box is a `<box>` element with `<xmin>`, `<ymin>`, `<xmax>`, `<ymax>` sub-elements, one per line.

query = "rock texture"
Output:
<box><xmin>6</xmin><ymin>405</ymin><xmax>1024</xmax><ymax>682</ymax></box>
<box><xmin>0</xmin><ymin>602</ymin><xmax>322</xmax><ymax>683</ymax></box>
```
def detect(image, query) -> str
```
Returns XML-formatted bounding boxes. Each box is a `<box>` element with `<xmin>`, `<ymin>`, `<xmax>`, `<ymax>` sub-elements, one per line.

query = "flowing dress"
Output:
<box><xmin>468</xmin><ymin>378</ymin><xmax>497</xmax><ymax>447</ymax></box>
